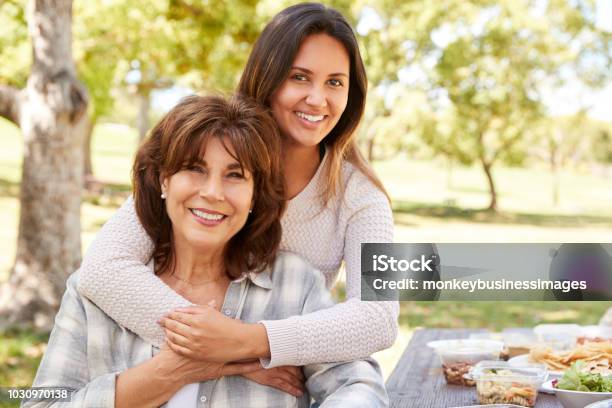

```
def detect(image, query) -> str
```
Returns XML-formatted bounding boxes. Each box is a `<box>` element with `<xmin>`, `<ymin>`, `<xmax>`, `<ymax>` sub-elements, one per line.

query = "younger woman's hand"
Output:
<box><xmin>242</xmin><ymin>365</ymin><xmax>305</xmax><ymax>397</ymax></box>
<box><xmin>159</xmin><ymin>305</ymin><xmax>254</xmax><ymax>363</ymax></box>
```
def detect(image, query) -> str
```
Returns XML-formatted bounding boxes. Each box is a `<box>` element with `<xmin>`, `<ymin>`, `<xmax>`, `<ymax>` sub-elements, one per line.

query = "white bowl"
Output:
<box><xmin>541</xmin><ymin>380</ymin><xmax>612</xmax><ymax>408</ymax></box>
<box><xmin>585</xmin><ymin>398</ymin><xmax>612</xmax><ymax>407</ymax></box>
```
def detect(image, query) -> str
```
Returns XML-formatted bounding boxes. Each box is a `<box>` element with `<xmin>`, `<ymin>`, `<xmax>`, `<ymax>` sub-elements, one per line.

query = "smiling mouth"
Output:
<box><xmin>190</xmin><ymin>208</ymin><xmax>227</xmax><ymax>222</ymax></box>
<box><xmin>295</xmin><ymin>111</ymin><xmax>326</xmax><ymax>123</ymax></box>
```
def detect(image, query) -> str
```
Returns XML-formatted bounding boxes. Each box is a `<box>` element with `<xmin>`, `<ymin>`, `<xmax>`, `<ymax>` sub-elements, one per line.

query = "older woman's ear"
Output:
<box><xmin>159</xmin><ymin>175</ymin><xmax>168</xmax><ymax>199</ymax></box>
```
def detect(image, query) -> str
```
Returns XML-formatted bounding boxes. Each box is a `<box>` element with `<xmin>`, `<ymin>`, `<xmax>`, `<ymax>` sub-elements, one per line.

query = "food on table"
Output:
<box><xmin>427</xmin><ymin>340</ymin><xmax>504</xmax><ymax>386</ymax></box>
<box><xmin>468</xmin><ymin>361</ymin><xmax>548</xmax><ymax>408</ymax></box>
<box><xmin>475</xmin><ymin>369</ymin><xmax>538</xmax><ymax>407</ymax></box>
<box><xmin>443</xmin><ymin>362</ymin><xmax>476</xmax><ymax>386</ymax></box>
<box><xmin>529</xmin><ymin>341</ymin><xmax>612</xmax><ymax>373</ymax></box>
<box><xmin>554</xmin><ymin>361</ymin><xmax>612</xmax><ymax>392</ymax></box>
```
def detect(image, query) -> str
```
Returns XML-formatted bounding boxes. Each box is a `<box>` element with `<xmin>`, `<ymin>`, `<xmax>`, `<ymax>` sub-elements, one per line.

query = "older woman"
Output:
<box><xmin>23</xmin><ymin>95</ymin><xmax>388</xmax><ymax>408</ymax></box>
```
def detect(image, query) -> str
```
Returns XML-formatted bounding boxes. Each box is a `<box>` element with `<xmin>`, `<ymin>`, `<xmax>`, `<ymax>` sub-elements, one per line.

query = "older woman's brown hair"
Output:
<box><xmin>132</xmin><ymin>94</ymin><xmax>285</xmax><ymax>279</ymax></box>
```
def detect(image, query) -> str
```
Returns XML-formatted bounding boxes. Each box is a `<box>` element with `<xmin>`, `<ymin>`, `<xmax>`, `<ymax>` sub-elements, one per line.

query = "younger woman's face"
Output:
<box><xmin>270</xmin><ymin>33</ymin><xmax>350</xmax><ymax>149</ymax></box>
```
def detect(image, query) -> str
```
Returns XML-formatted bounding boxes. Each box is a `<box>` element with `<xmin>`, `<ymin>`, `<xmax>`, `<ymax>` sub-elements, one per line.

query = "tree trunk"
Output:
<box><xmin>137</xmin><ymin>89</ymin><xmax>151</xmax><ymax>142</ymax></box>
<box><xmin>83</xmin><ymin>115</ymin><xmax>95</xmax><ymax>183</ymax></box>
<box><xmin>367</xmin><ymin>136</ymin><xmax>375</xmax><ymax>162</ymax></box>
<box><xmin>0</xmin><ymin>0</ymin><xmax>88</xmax><ymax>331</ymax></box>
<box><xmin>481</xmin><ymin>158</ymin><xmax>498</xmax><ymax>211</ymax></box>
<box><xmin>550</xmin><ymin>149</ymin><xmax>560</xmax><ymax>207</ymax></box>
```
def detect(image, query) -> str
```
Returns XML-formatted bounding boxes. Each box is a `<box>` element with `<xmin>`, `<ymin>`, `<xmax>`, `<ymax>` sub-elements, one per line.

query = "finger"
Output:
<box><xmin>166</xmin><ymin>311</ymin><xmax>197</xmax><ymax>326</ymax></box>
<box><xmin>281</xmin><ymin>366</ymin><xmax>305</xmax><ymax>382</ymax></box>
<box><xmin>166</xmin><ymin>339</ymin><xmax>193</xmax><ymax>358</ymax></box>
<box><xmin>162</xmin><ymin>316</ymin><xmax>193</xmax><ymax>338</ymax></box>
<box><xmin>164</xmin><ymin>328</ymin><xmax>191</xmax><ymax>349</ymax></box>
<box><xmin>269</xmin><ymin>368</ymin><xmax>304</xmax><ymax>392</ymax></box>
<box><xmin>222</xmin><ymin>361</ymin><xmax>262</xmax><ymax>376</ymax></box>
<box><xmin>271</xmin><ymin>379</ymin><xmax>304</xmax><ymax>397</ymax></box>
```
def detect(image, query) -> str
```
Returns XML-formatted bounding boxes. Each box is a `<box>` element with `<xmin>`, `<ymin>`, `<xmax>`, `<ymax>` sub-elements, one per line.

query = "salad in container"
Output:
<box><xmin>465</xmin><ymin>360</ymin><xmax>548</xmax><ymax>407</ymax></box>
<box><xmin>541</xmin><ymin>361</ymin><xmax>612</xmax><ymax>408</ymax></box>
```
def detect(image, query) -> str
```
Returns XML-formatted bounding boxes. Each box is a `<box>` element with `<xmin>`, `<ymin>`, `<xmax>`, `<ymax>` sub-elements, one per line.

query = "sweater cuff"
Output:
<box><xmin>259</xmin><ymin>318</ymin><xmax>299</xmax><ymax>368</ymax></box>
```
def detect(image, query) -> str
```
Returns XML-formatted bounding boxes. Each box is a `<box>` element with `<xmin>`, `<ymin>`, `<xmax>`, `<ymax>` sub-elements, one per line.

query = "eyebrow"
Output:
<box><xmin>188</xmin><ymin>160</ymin><xmax>244</xmax><ymax>171</ymax></box>
<box><xmin>227</xmin><ymin>162</ymin><xmax>243</xmax><ymax>170</ymax></box>
<box><xmin>291</xmin><ymin>66</ymin><xmax>348</xmax><ymax>78</ymax></box>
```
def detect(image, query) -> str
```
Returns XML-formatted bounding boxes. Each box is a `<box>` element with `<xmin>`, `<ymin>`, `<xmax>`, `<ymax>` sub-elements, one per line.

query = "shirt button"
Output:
<box><xmin>200</xmin><ymin>395</ymin><xmax>207</xmax><ymax>402</ymax></box>
<box><xmin>224</xmin><ymin>309</ymin><xmax>231</xmax><ymax>316</ymax></box>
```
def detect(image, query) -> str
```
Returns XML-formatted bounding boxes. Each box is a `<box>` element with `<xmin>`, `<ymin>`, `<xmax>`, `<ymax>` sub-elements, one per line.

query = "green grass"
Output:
<box><xmin>399</xmin><ymin>301</ymin><xmax>610</xmax><ymax>330</ymax></box>
<box><xmin>0</xmin><ymin>118</ymin><xmax>611</xmax><ymax>385</ymax></box>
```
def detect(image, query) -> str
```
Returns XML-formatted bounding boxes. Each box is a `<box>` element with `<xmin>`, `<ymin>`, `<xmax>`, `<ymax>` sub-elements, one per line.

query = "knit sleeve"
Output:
<box><xmin>260</xmin><ymin>177</ymin><xmax>399</xmax><ymax>367</ymax></box>
<box><xmin>76</xmin><ymin>197</ymin><xmax>191</xmax><ymax>346</ymax></box>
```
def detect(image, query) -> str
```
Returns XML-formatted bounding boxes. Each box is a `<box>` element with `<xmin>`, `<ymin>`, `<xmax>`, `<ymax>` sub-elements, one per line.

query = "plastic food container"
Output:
<box><xmin>533</xmin><ymin>324</ymin><xmax>581</xmax><ymax>350</ymax></box>
<box><xmin>466</xmin><ymin>361</ymin><xmax>548</xmax><ymax>407</ymax></box>
<box><xmin>502</xmin><ymin>329</ymin><xmax>538</xmax><ymax>358</ymax></box>
<box><xmin>427</xmin><ymin>340</ymin><xmax>504</xmax><ymax>386</ymax></box>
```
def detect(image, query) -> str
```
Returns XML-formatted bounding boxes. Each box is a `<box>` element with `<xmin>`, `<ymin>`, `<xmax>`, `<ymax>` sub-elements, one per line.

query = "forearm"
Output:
<box><xmin>115</xmin><ymin>357</ymin><xmax>184</xmax><ymax>408</ymax></box>
<box><xmin>260</xmin><ymin>299</ymin><xmax>397</xmax><ymax>367</ymax></box>
<box><xmin>239</xmin><ymin>323</ymin><xmax>271</xmax><ymax>360</ymax></box>
<box><xmin>77</xmin><ymin>197</ymin><xmax>192</xmax><ymax>346</ymax></box>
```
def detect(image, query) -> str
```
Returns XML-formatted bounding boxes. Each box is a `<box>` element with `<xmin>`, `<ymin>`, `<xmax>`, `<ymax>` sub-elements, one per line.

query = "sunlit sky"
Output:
<box><xmin>154</xmin><ymin>1</ymin><xmax>611</xmax><ymax>122</ymax></box>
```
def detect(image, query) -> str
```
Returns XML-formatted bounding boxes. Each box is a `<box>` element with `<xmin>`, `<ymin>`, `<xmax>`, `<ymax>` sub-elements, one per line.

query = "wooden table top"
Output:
<box><xmin>385</xmin><ymin>328</ymin><xmax>562</xmax><ymax>408</ymax></box>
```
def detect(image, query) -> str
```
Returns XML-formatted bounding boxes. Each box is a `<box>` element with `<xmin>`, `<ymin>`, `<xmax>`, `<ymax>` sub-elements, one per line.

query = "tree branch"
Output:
<box><xmin>0</xmin><ymin>85</ymin><xmax>21</xmax><ymax>126</ymax></box>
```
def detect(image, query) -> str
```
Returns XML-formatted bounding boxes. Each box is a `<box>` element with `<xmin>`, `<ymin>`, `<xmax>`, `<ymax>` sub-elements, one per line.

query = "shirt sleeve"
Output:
<box><xmin>260</xmin><ymin>181</ymin><xmax>399</xmax><ymax>367</ymax></box>
<box><xmin>299</xmin><ymin>269</ymin><xmax>389</xmax><ymax>407</ymax></box>
<box><xmin>21</xmin><ymin>274</ymin><xmax>118</xmax><ymax>408</ymax></box>
<box><xmin>76</xmin><ymin>197</ymin><xmax>192</xmax><ymax>346</ymax></box>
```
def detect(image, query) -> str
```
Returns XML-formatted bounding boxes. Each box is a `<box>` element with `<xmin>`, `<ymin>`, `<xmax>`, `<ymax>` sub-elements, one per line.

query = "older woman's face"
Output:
<box><xmin>162</xmin><ymin>137</ymin><xmax>254</xmax><ymax>253</ymax></box>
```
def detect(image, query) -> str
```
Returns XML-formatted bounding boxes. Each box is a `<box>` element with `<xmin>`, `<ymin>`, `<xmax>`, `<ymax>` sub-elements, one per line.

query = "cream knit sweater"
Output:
<box><xmin>77</xmin><ymin>154</ymin><xmax>398</xmax><ymax>368</ymax></box>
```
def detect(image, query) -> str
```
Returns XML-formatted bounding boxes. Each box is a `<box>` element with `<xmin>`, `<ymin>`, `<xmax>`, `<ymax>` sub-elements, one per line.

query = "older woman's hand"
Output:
<box><xmin>155</xmin><ymin>342</ymin><xmax>262</xmax><ymax>386</ymax></box>
<box><xmin>159</xmin><ymin>305</ymin><xmax>268</xmax><ymax>363</ymax></box>
<box><xmin>242</xmin><ymin>365</ymin><xmax>305</xmax><ymax>397</ymax></box>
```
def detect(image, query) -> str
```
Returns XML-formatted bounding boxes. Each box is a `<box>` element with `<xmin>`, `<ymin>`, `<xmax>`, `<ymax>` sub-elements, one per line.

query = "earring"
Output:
<box><xmin>161</xmin><ymin>192</ymin><xmax>166</xmax><ymax>199</ymax></box>
<box><xmin>249</xmin><ymin>209</ymin><xmax>252</xmax><ymax>214</ymax></box>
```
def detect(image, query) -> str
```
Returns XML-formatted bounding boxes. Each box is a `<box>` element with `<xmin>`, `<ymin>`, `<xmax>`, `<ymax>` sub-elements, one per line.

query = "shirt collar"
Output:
<box><xmin>234</xmin><ymin>267</ymin><xmax>273</xmax><ymax>289</ymax></box>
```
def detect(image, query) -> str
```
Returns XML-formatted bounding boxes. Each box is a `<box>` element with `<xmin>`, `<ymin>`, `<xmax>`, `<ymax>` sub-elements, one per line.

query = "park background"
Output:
<box><xmin>0</xmin><ymin>0</ymin><xmax>611</xmax><ymax>403</ymax></box>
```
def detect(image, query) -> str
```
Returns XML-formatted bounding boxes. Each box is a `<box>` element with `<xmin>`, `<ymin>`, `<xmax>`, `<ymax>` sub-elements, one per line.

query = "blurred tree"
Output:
<box><xmin>528</xmin><ymin>112</ymin><xmax>591</xmax><ymax>206</ymax></box>
<box><xmin>360</xmin><ymin>0</ymin><xmax>611</xmax><ymax>211</ymax></box>
<box><xmin>0</xmin><ymin>0</ymin><xmax>88</xmax><ymax>330</ymax></box>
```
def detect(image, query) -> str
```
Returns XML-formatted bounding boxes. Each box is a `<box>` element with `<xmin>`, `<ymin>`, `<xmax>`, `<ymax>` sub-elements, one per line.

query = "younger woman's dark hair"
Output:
<box><xmin>132</xmin><ymin>94</ymin><xmax>285</xmax><ymax>279</ymax></box>
<box><xmin>237</xmin><ymin>2</ymin><xmax>389</xmax><ymax>203</ymax></box>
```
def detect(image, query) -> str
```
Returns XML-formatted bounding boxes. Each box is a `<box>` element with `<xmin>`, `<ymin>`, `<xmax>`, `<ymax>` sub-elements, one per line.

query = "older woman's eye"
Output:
<box><xmin>328</xmin><ymin>78</ymin><xmax>343</xmax><ymax>87</ymax></box>
<box><xmin>187</xmin><ymin>165</ymin><xmax>206</xmax><ymax>173</ymax></box>
<box><xmin>227</xmin><ymin>171</ymin><xmax>245</xmax><ymax>179</ymax></box>
<box><xmin>292</xmin><ymin>73</ymin><xmax>308</xmax><ymax>81</ymax></box>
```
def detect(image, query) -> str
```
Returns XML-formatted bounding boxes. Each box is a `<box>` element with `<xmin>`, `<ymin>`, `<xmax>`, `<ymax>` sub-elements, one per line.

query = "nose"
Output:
<box><xmin>305</xmin><ymin>84</ymin><xmax>328</xmax><ymax>108</ymax></box>
<box><xmin>199</xmin><ymin>174</ymin><xmax>224</xmax><ymax>202</ymax></box>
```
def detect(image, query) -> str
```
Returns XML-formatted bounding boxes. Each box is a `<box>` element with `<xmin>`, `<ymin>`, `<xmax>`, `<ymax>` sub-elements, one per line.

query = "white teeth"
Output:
<box><xmin>296</xmin><ymin>111</ymin><xmax>324</xmax><ymax>122</ymax></box>
<box><xmin>191</xmin><ymin>209</ymin><xmax>225</xmax><ymax>221</ymax></box>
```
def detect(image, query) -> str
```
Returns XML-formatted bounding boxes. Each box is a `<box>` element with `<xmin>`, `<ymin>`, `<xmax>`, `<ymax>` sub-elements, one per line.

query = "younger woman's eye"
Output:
<box><xmin>328</xmin><ymin>78</ymin><xmax>343</xmax><ymax>87</ymax></box>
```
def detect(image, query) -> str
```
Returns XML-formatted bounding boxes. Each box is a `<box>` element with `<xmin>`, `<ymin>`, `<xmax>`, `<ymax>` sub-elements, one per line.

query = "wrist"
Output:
<box><xmin>239</xmin><ymin>322</ymin><xmax>270</xmax><ymax>360</ymax></box>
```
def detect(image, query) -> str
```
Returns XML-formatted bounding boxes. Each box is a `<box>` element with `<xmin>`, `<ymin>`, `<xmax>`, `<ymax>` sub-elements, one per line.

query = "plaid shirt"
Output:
<box><xmin>23</xmin><ymin>252</ymin><xmax>388</xmax><ymax>408</ymax></box>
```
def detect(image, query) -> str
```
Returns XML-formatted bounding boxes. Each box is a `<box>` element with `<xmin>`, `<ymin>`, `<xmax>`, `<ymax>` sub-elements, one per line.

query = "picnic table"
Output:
<box><xmin>386</xmin><ymin>328</ymin><xmax>562</xmax><ymax>408</ymax></box>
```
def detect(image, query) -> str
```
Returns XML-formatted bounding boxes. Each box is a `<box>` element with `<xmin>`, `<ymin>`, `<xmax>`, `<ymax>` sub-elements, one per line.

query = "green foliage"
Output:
<box><xmin>0</xmin><ymin>0</ymin><xmax>29</xmax><ymax>87</ymax></box>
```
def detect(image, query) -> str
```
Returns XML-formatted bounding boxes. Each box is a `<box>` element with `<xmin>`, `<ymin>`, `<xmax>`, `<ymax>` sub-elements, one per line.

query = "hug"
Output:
<box><xmin>25</xmin><ymin>3</ymin><xmax>396</xmax><ymax>407</ymax></box>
